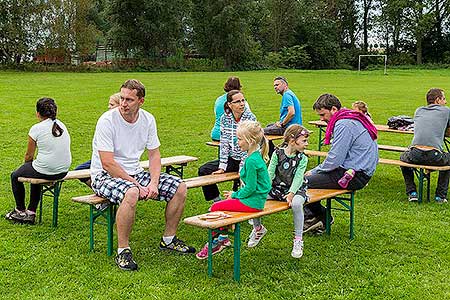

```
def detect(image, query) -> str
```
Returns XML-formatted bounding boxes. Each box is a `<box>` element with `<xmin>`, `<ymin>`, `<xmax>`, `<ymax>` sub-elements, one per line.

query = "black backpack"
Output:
<box><xmin>387</xmin><ymin>115</ymin><xmax>414</xmax><ymax>129</ymax></box>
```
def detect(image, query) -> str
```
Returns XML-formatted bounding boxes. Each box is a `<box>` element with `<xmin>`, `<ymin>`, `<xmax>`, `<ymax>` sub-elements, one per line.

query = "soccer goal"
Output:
<box><xmin>358</xmin><ymin>54</ymin><xmax>387</xmax><ymax>75</ymax></box>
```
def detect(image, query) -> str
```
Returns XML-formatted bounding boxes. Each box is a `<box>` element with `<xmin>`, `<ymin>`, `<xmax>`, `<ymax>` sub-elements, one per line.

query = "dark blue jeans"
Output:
<box><xmin>400</xmin><ymin>147</ymin><xmax>450</xmax><ymax>198</ymax></box>
<box><xmin>304</xmin><ymin>167</ymin><xmax>371</xmax><ymax>221</ymax></box>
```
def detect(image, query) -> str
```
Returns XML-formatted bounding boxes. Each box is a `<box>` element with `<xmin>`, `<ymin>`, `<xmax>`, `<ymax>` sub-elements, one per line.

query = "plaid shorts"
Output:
<box><xmin>92</xmin><ymin>171</ymin><xmax>182</xmax><ymax>204</ymax></box>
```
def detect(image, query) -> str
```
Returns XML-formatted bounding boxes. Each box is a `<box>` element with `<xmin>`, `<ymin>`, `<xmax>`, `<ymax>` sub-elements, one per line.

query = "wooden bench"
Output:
<box><xmin>73</xmin><ymin>171</ymin><xmax>240</xmax><ymax>256</ymax></box>
<box><xmin>184</xmin><ymin>188</ymin><xmax>355</xmax><ymax>281</ymax></box>
<box><xmin>18</xmin><ymin>155</ymin><xmax>198</xmax><ymax>227</ymax></box>
<box><xmin>304</xmin><ymin>149</ymin><xmax>450</xmax><ymax>203</ymax></box>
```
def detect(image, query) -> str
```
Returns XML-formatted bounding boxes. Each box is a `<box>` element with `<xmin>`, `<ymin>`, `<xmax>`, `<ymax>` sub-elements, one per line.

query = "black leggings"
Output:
<box><xmin>198</xmin><ymin>157</ymin><xmax>240</xmax><ymax>200</ymax></box>
<box><xmin>11</xmin><ymin>162</ymin><xmax>67</xmax><ymax>212</ymax></box>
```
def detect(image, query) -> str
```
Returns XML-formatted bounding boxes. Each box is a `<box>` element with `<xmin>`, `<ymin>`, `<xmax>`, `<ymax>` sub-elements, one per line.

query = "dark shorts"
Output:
<box><xmin>91</xmin><ymin>171</ymin><xmax>182</xmax><ymax>204</ymax></box>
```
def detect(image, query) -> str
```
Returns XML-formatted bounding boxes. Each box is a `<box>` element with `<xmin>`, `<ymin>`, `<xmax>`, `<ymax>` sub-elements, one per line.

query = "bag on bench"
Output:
<box><xmin>387</xmin><ymin>115</ymin><xmax>414</xmax><ymax>131</ymax></box>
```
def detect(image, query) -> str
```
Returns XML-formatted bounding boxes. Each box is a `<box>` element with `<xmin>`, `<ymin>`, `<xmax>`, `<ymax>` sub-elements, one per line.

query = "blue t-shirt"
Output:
<box><xmin>279</xmin><ymin>89</ymin><xmax>302</xmax><ymax>126</ymax></box>
<box><xmin>211</xmin><ymin>93</ymin><xmax>227</xmax><ymax>141</ymax></box>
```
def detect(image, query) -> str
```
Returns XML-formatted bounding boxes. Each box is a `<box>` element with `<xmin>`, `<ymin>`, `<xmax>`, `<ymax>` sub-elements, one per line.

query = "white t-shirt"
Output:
<box><xmin>90</xmin><ymin>108</ymin><xmax>161</xmax><ymax>181</ymax></box>
<box><xmin>29</xmin><ymin>118</ymin><xmax>72</xmax><ymax>175</ymax></box>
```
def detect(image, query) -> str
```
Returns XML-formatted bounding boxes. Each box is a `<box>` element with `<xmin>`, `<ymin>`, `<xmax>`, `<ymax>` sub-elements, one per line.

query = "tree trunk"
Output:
<box><xmin>416</xmin><ymin>35</ymin><xmax>423</xmax><ymax>64</ymax></box>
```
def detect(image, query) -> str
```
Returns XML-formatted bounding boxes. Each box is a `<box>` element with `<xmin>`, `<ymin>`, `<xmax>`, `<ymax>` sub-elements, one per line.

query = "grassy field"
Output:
<box><xmin>0</xmin><ymin>69</ymin><xmax>449</xmax><ymax>299</ymax></box>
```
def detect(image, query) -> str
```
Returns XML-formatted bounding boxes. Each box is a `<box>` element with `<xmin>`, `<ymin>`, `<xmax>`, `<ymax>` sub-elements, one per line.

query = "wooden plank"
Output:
<box><xmin>184</xmin><ymin>189</ymin><xmax>351</xmax><ymax>229</ymax></box>
<box><xmin>72</xmin><ymin>194</ymin><xmax>106</xmax><ymax>205</ymax></box>
<box><xmin>206</xmin><ymin>135</ymin><xmax>283</xmax><ymax>148</ymax></box>
<box><xmin>308</xmin><ymin>120</ymin><xmax>413</xmax><ymax>134</ymax></box>
<box><xmin>184</xmin><ymin>172</ymin><xmax>239</xmax><ymax>189</ymax></box>
<box><xmin>18</xmin><ymin>155</ymin><xmax>198</xmax><ymax>184</ymax></box>
<box><xmin>305</xmin><ymin>149</ymin><xmax>450</xmax><ymax>171</ymax></box>
<box><xmin>378</xmin><ymin>144</ymin><xmax>408</xmax><ymax>152</ymax></box>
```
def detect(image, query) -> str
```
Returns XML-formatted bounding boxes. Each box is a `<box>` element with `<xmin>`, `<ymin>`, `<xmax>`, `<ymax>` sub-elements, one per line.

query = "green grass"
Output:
<box><xmin>1</xmin><ymin>69</ymin><xmax>450</xmax><ymax>299</ymax></box>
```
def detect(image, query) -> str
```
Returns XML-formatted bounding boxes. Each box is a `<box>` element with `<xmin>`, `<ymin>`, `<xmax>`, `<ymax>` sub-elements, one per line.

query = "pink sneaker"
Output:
<box><xmin>195</xmin><ymin>240</ymin><xmax>227</xmax><ymax>260</ymax></box>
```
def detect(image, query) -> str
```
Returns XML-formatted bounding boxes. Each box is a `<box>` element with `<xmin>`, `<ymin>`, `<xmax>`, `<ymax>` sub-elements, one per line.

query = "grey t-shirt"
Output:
<box><xmin>411</xmin><ymin>104</ymin><xmax>450</xmax><ymax>151</ymax></box>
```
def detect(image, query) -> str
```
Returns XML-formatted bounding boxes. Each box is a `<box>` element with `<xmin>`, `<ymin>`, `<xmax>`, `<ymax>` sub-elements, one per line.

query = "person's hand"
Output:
<box><xmin>212</xmin><ymin>169</ymin><xmax>225</xmax><ymax>175</ymax></box>
<box><xmin>275</xmin><ymin>121</ymin><xmax>282</xmax><ymax>127</ymax></box>
<box><xmin>138</xmin><ymin>185</ymin><xmax>150</xmax><ymax>200</ymax></box>
<box><xmin>223</xmin><ymin>191</ymin><xmax>233</xmax><ymax>199</ymax></box>
<box><xmin>146</xmin><ymin>182</ymin><xmax>159</xmax><ymax>199</ymax></box>
<box><xmin>283</xmin><ymin>192</ymin><xmax>294</xmax><ymax>207</ymax></box>
<box><xmin>304</xmin><ymin>170</ymin><xmax>312</xmax><ymax>177</ymax></box>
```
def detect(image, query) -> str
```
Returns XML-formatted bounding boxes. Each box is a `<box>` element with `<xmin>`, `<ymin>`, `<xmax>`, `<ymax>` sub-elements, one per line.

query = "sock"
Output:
<box><xmin>162</xmin><ymin>235</ymin><xmax>175</xmax><ymax>245</ymax></box>
<box><xmin>294</xmin><ymin>236</ymin><xmax>302</xmax><ymax>241</ymax></box>
<box><xmin>26</xmin><ymin>210</ymin><xmax>36</xmax><ymax>215</ymax></box>
<box><xmin>254</xmin><ymin>225</ymin><xmax>262</xmax><ymax>231</ymax></box>
<box><xmin>118</xmin><ymin>247</ymin><xmax>130</xmax><ymax>255</ymax></box>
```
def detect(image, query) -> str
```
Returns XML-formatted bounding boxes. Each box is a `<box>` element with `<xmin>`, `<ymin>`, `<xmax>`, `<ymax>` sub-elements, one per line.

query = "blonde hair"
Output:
<box><xmin>352</xmin><ymin>100</ymin><xmax>372</xmax><ymax>118</ymax></box>
<box><xmin>281</xmin><ymin>124</ymin><xmax>310</xmax><ymax>148</ymax></box>
<box><xmin>236</xmin><ymin>120</ymin><xmax>269</xmax><ymax>162</ymax></box>
<box><xmin>110</xmin><ymin>93</ymin><xmax>121</xmax><ymax>105</ymax></box>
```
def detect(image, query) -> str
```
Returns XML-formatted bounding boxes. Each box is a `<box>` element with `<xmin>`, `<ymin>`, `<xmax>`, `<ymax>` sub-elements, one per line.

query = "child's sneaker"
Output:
<box><xmin>218</xmin><ymin>237</ymin><xmax>231</xmax><ymax>247</ymax></box>
<box><xmin>196</xmin><ymin>240</ymin><xmax>227</xmax><ymax>260</ymax></box>
<box><xmin>408</xmin><ymin>192</ymin><xmax>418</xmax><ymax>202</ymax></box>
<box><xmin>247</xmin><ymin>225</ymin><xmax>267</xmax><ymax>248</ymax></box>
<box><xmin>291</xmin><ymin>239</ymin><xmax>304</xmax><ymax>258</ymax></box>
<box><xmin>435</xmin><ymin>196</ymin><xmax>448</xmax><ymax>204</ymax></box>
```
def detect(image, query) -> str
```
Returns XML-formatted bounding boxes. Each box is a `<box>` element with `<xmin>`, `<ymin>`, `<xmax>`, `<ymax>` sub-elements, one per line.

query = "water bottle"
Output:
<box><xmin>338</xmin><ymin>169</ymin><xmax>355</xmax><ymax>188</ymax></box>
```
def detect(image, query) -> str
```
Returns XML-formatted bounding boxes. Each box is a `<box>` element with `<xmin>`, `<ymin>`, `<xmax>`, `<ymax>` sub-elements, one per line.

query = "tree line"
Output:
<box><xmin>1</xmin><ymin>0</ymin><xmax>449</xmax><ymax>70</ymax></box>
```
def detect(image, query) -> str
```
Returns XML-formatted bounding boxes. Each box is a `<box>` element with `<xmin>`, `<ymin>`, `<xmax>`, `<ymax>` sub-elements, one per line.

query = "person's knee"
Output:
<box><xmin>123</xmin><ymin>187</ymin><xmax>139</xmax><ymax>208</ymax></box>
<box><xmin>173</xmin><ymin>182</ymin><xmax>187</xmax><ymax>203</ymax></box>
<box><xmin>291</xmin><ymin>195</ymin><xmax>305</xmax><ymax>211</ymax></box>
<box><xmin>198</xmin><ymin>164</ymin><xmax>210</xmax><ymax>176</ymax></box>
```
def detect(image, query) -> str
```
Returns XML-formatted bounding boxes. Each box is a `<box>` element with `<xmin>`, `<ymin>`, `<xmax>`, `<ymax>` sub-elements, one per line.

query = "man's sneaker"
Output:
<box><xmin>196</xmin><ymin>239</ymin><xmax>228</xmax><ymax>260</ymax></box>
<box><xmin>435</xmin><ymin>196</ymin><xmax>448</xmax><ymax>204</ymax></box>
<box><xmin>5</xmin><ymin>209</ymin><xmax>35</xmax><ymax>224</ymax></box>
<box><xmin>115</xmin><ymin>249</ymin><xmax>138</xmax><ymax>271</ymax></box>
<box><xmin>408</xmin><ymin>192</ymin><xmax>418</xmax><ymax>202</ymax></box>
<box><xmin>247</xmin><ymin>225</ymin><xmax>267</xmax><ymax>248</ymax></box>
<box><xmin>303</xmin><ymin>217</ymin><xmax>323</xmax><ymax>233</ymax></box>
<box><xmin>159</xmin><ymin>236</ymin><xmax>196</xmax><ymax>254</ymax></box>
<box><xmin>291</xmin><ymin>239</ymin><xmax>304</xmax><ymax>258</ymax></box>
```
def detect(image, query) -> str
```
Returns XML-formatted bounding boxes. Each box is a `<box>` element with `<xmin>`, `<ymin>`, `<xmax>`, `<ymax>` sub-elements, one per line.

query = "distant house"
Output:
<box><xmin>33</xmin><ymin>48</ymin><xmax>69</xmax><ymax>64</ymax></box>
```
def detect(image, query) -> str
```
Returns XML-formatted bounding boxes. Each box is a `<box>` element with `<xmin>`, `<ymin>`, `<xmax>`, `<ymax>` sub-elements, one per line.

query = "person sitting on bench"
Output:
<box><xmin>400</xmin><ymin>88</ymin><xmax>450</xmax><ymax>203</ymax></box>
<box><xmin>6</xmin><ymin>98</ymin><xmax>71</xmax><ymax>224</ymax></box>
<box><xmin>304</xmin><ymin>94</ymin><xmax>378</xmax><ymax>234</ymax></box>
<box><xmin>90</xmin><ymin>79</ymin><xmax>195</xmax><ymax>271</ymax></box>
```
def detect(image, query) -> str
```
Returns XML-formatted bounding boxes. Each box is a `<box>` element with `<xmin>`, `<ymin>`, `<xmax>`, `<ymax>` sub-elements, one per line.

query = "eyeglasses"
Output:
<box><xmin>230</xmin><ymin>99</ymin><xmax>246</xmax><ymax>104</ymax></box>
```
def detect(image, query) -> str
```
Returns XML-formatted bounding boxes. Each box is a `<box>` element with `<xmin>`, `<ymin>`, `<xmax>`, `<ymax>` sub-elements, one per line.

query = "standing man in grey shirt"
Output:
<box><xmin>400</xmin><ymin>88</ymin><xmax>450</xmax><ymax>203</ymax></box>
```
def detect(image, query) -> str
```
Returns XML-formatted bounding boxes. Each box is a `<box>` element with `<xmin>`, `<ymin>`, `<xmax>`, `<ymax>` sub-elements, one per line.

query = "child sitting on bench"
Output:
<box><xmin>196</xmin><ymin>121</ymin><xmax>271</xmax><ymax>259</ymax></box>
<box><xmin>250</xmin><ymin>124</ymin><xmax>310</xmax><ymax>258</ymax></box>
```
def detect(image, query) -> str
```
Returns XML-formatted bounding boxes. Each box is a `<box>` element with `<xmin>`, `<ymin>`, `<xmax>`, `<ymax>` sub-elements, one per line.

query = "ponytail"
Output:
<box><xmin>52</xmin><ymin>120</ymin><xmax>64</xmax><ymax>137</ymax></box>
<box><xmin>260</xmin><ymin>136</ymin><xmax>269</xmax><ymax>163</ymax></box>
<box><xmin>36</xmin><ymin>97</ymin><xmax>63</xmax><ymax>137</ymax></box>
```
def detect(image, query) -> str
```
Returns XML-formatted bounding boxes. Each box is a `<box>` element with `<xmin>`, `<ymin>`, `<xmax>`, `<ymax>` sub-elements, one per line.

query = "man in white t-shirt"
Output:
<box><xmin>90</xmin><ymin>79</ymin><xmax>195</xmax><ymax>271</ymax></box>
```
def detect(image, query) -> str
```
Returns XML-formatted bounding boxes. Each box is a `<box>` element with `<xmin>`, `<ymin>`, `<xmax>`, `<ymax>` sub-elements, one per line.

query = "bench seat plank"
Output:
<box><xmin>18</xmin><ymin>155</ymin><xmax>198</xmax><ymax>184</ymax></box>
<box><xmin>184</xmin><ymin>189</ymin><xmax>351</xmax><ymax>229</ymax></box>
<box><xmin>378</xmin><ymin>144</ymin><xmax>408</xmax><ymax>152</ymax></box>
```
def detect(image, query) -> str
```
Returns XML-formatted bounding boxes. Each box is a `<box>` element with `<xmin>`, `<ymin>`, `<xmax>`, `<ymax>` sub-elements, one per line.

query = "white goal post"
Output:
<box><xmin>358</xmin><ymin>55</ymin><xmax>387</xmax><ymax>75</ymax></box>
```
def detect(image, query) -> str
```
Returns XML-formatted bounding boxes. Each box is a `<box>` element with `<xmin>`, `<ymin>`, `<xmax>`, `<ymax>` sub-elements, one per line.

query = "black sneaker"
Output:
<box><xmin>303</xmin><ymin>217</ymin><xmax>323</xmax><ymax>233</ymax></box>
<box><xmin>5</xmin><ymin>209</ymin><xmax>35</xmax><ymax>224</ymax></box>
<box><xmin>159</xmin><ymin>236</ymin><xmax>196</xmax><ymax>254</ymax></box>
<box><xmin>115</xmin><ymin>249</ymin><xmax>138</xmax><ymax>271</ymax></box>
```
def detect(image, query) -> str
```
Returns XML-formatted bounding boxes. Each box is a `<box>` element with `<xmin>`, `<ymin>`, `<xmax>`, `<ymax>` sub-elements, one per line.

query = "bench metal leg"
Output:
<box><xmin>165</xmin><ymin>163</ymin><xmax>187</xmax><ymax>178</ymax></box>
<box><xmin>107</xmin><ymin>205</ymin><xmax>115</xmax><ymax>256</ymax></box>
<box><xmin>52</xmin><ymin>181</ymin><xmax>63</xmax><ymax>227</ymax></box>
<box><xmin>38</xmin><ymin>185</ymin><xmax>43</xmax><ymax>224</ymax></box>
<box><xmin>317</xmin><ymin>127</ymin><xmax>324</xmax><ymax>164</ymax></box>
<box><xmin>89</xmin><ymin>204</ymin><xmax>116</xmax><ymax>256</ymax></box>
<box><xmin>233</xmin><ymin>223</ymin><xmax>241</xmax><ymax>282</ymax></box>
<box><xmin>37</xmin><ymin>182</ymin><xmax>63</xmax><ymax>227</ymax></box>
<box><xmin>207</xmin><ymin>230</ymin><xmax>213</xmax><ymax>277</ymax></box>
<box><xmin>89</xmin><ymin>205</ymin><xmax>95</xmax><ymax>252</ymax></box>
<box><xmin>326</xmin><ymin>192</ymin><xmax>355</xmax><ymax>240</ymax></box>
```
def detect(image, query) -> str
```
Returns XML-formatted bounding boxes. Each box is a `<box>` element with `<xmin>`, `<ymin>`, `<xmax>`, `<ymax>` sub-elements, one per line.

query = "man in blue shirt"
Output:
<box><xmin>264</xmin><ymin>76</ymin><xmax>302</xmax><ymax>136</ymax></box>
<box><xmin>304</xmin><ymin>94</ymin><xmax>378</xmax><ymax>233</ymax></box>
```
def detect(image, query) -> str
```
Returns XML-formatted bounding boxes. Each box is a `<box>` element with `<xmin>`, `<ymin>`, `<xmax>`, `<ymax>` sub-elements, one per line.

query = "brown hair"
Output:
<box><xmin>36</xmin><ymin>97</ymin><xmax>64</xmax><ymax>137</ymax></box>
<box><xmin>352</xmin><ymin>101</ymin><xmax>368</xmax><ymax>114</ymax></box>
<box><xmin>281</xmin><ymin>124</ymin><xmax>310</xmax><ymax>147</ymax></box>
<box><xmin>426</xmin><ymin>88</ymin><xmax>444</xmax><ymax>104</ymax></box>
<box><xmin>224</xmin><ymin>90</ymin><xmax>242</xmax><ymax>114</ymax></box>
<box><xmin>313</xmin><ymin>93</ymin><xmax>342</xmax><ymax>111</ymax></box>
<box><xmin>224</xmin><ymin>77</ymin><xmax>241</xmax><ymax>92</ymax></box>
<box><xmin>121</xmin><ymin>79</ymin><xmax>145</xmax><ymax>98</ymax></box>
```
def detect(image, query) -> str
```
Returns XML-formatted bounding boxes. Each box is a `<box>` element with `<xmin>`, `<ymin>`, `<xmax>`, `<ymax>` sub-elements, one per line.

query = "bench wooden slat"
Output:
<box><xmin>18</xmin><ymin>155</ymin><xmax>198</xmax><ymax>184</ymax></box>
<box><xmin>378</xmin><ymin>144</ymin><xmax>408</xmax><ymax>152</ymax></box>
<box><xmin>72</xmin><ymin>194</ymin><xmax>106</xmax><ymax>205</ymax></box>
<box><xmin>184</xmin><ymin>172</ymin><xmax>239</xmax><ymax>189</ymax></box>
<box><xmin>184</xmin><ymin>189</ymin><xmax>351</xmax><ymax>229</ymax></box>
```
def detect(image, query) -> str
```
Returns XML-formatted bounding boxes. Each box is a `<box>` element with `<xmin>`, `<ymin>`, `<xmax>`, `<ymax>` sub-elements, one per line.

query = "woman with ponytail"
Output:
<box><xmin>6</xmin><ymin>98</ymin><xmax>71</xmax><ymax>224</ymax></box>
